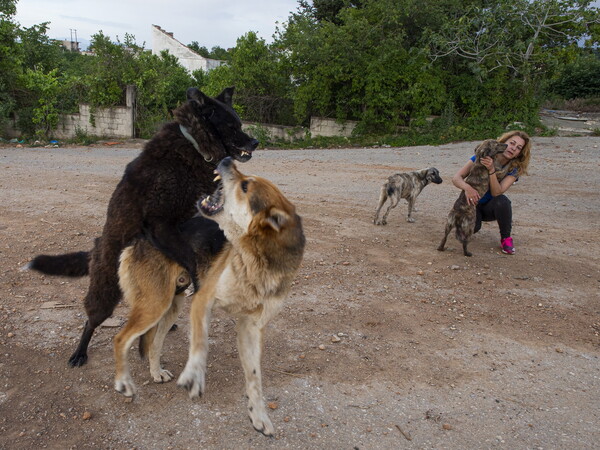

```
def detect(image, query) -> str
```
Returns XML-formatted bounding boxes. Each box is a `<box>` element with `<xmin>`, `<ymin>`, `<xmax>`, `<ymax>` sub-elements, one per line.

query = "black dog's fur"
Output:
<box><xmin>27</xmin><ymin>87</ymin><xmax>257</xmax><ymax>367</ymax></box>
<box><xmin>373</xmin><ymin>167</ymin><xmax>443</xmax><ymax>224</ymax></box>
<box><xmin>437</xmin><ymin>140</ymin><xmax>507</xmax><ymax>256</ymax></box>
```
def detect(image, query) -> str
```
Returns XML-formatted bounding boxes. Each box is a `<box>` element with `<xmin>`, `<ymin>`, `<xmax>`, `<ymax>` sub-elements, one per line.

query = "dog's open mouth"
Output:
<box><xmin>198</xmin><ymin>174</ymin><xmax>224</xmax><ymax>216</ymax></box>
<box><xmin>234</xmin><ymin>149</ymin><xmax>253</xmax><ymax>163</ymax></box>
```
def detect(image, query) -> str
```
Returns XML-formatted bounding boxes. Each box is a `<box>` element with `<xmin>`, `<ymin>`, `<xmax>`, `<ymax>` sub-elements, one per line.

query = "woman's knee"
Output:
<box><xmin>493</xmin><ymin>195</ymin><xmax>511</xmax><ymax>212</ymax></box>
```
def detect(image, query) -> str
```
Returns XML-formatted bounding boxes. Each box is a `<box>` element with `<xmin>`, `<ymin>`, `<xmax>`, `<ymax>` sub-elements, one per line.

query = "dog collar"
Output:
<box><xmin>179</xmin><ymin>124</ymin><xmax>214</xmax><ymax>163</ymax></box>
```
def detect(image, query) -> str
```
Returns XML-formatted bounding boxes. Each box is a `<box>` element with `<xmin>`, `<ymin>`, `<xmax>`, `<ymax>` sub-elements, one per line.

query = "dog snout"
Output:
<box><xmin>218</xmin><ymin>156</ymin><xmax>234</xmax><ymax>170</ymax></box>
<box><xmin>249</xmin><ymin>139</ymin><xmax>259</xmax><ymax>150</ymax></box>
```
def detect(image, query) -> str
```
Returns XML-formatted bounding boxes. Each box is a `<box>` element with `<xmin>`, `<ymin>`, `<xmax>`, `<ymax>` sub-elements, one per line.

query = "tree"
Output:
<box><xmin>0</xmin><ymin>0</ymin><xmax>21</xmax><ymax>127</ymax></box>
<box><xmin>276</xmin><ymin>0</ymin><xmax>448</xmax><ymax>132</ymax></box>
<box><xmin>21</xmin><ymin>67</ymin><xmax>61</xmax><ymax>138</ymax></box>
<box><xmin>203</xmin><ymin>32</ymin><xmax>293</xmax><ymax>124</ymax></box>
<box><xmin>427</xmin><ymin>0</ymin><xmax>600</xmax><ymax>81</ymax></box>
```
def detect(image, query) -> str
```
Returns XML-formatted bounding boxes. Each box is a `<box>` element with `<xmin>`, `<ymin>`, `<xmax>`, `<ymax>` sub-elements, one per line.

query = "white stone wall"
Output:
<box><xmin>242</xmin><ymin>122</ymin><xmax>306</xmax><ymax>142</ymax></box>
<box><xmin>310</xmin><ymin>117</ymin><xmax>357</xmax><ymax>137</ymax></box>
<box><xmin>151</xmin><ymin>25</ymin><xmax>224</xmax><ymax>73</ymax></box>
<box><xmin>52</xmin><ymin>104</ymin><xmax>135</xmax><ymax>139</ymax></box>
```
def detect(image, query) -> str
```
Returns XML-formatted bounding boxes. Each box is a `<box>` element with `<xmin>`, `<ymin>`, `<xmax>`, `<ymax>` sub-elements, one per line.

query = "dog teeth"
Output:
<box><xmin>201</xmin><ymin>198</ymin><xmax>209</xmax><ymax>207</ymax></box>
<box><xmin>213</xmin><ymin>175</ymin><xmax>221</xmax><ymax>182</ymax></box>
<box><xmin>241</xmin><ymin>151</ymin><xmax>249</xmax><ymax>156</ymax></box>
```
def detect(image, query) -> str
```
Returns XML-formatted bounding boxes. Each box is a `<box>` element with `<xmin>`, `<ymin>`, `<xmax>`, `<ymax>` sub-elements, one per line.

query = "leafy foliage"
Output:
<box><xmin>2</xmin><ymin>0</ymin><xmax>600</xmax><ymax>142</ymax></box>
<box><xmin>548</xmin><ymin>54</ymin><xmax>600</xmax><ymax>99</ymax></box>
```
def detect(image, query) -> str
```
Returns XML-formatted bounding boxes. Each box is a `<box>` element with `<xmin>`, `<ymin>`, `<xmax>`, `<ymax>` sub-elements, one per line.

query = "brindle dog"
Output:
<box><xmin>437</xmin><ymin>140</ymin><xmax>507</xmax><ymax>256</ymax></box>
<box><xmin>373</xmin><ymin>167</ymin><xmax>443</xmax><ymax>224</ymax></box>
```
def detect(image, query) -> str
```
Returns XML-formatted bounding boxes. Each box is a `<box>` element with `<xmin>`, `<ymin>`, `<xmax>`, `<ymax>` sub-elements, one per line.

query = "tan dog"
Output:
<box><xmin>114</xmin><ymin>157</ymin><xmax>305</xmax><ymax>437</ymax></box>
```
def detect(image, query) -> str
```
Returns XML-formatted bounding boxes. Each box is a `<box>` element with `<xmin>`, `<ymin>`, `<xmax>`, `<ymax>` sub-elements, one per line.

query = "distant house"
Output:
<box><xmin>151</xmin><ymin>25</ymin><xmax>224</xmax><ymax>73</ymax></box>
<box><xmin>58</xmin><ymin>39</ymin><xmax>80</xmax><ymax>52</ymax></box>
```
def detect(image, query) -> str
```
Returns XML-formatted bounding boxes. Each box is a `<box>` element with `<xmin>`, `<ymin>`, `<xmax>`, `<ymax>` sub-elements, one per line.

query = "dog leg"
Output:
<box><xmin>114</xmin><ymin>298</ymin><xmax>173</xmax><ymax>397</ymax></box>
<box><xmin>406</xmin><ymin>196</ymin><xmax>417</xmax><ymax>223</ymax></box>
<box><xmin>148</xmin><ymin>294</ymin><xmax>185</xmax><ymax>383</ymax></box>
<box><xmin>373</xmin><ymin>186</ymin><xmax>388</xmax><ymax>225</ymax></box>
<box><xmin>380</xmin><ymin>194</ymin><xmax>400</xmax><ymax>226</ymax></box>
<box><xmin>462</xmin><ymin>240</ymin><xmax>473</xmax><ymax>257</ymax></box>
<box><xmin>437</xmin><ymin>222</ymin><xmax>452</xmax><ymax>252</ymax></box>
<box><xmin>236</xmin><ymin>315</ymin><xmax>274</xmax><ymax>437</ymax></box>
<box><xmin>177</xmin><ymin>288</ymin><xmax>216</xmax><ymax>398</ymax></box>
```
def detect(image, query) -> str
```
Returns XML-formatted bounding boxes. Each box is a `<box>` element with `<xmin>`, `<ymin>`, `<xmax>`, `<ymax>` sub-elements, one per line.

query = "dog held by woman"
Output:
<box><xmin>373</xmin><ymin>167</ymin><xmax>443</xmax><ymax>224</ymax></box>
<box><xmin>114</xmin><ymin>157</ymin><xmax>305</xmax><ymax>436</ymax></box>
<box><xmin>27</xmin><ymin>87</ymin><xmax>258</xmax><ymax>367</ymax></box>
<box><xmin>437</xmin><ymin>140</ymin><xmax>507</xmax><ymax>256</ymax></box>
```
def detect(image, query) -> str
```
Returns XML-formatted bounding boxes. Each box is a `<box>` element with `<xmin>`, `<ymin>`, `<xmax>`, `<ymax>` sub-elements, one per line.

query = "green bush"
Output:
<box><xmin>550</xmin><ymin>56</ymin><xmax>600</xmax><ymax>100</ymax></box>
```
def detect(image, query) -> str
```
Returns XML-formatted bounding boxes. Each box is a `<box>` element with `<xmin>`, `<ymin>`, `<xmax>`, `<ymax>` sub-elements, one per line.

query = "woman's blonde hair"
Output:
<box><xmin>497</xmin><ymin>130</ymin><xmax>531</xmax><ymax>176</ymax></box>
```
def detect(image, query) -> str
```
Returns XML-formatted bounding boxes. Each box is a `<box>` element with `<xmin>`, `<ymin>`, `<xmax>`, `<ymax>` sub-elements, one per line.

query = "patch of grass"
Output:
<box><xmin>264</xmin><ymin>120</ymin><xmax>532</xmax><ymax>150</ymax></box>
<box><xmin>66</xmin><ymin>127</ymin><xmax>100</xmax><ymax>146</ymax></box>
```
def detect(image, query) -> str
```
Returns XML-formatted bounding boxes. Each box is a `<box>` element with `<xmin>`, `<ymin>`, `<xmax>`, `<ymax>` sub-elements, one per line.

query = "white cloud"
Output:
<box><xmin>14</xmin><ymin>0</ymin><xmax>299</xmax><ymax>49</ymax></box>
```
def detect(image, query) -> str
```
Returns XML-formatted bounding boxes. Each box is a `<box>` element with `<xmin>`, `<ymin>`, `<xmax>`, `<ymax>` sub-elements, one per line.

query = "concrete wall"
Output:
<box><xmin>52</xmin><ymin>86</ymin><xmax>136</xmax><ymax>139</ymax></box>
<box><xmin>3</xmin><ymin>103</ymin><xmax>357</xmax><ymax>142</ymax></box>
<box><xmin>151</xmin><ymin>25</ymin><xmax>224</xmax><ymax>73</ymax></box>
<box><xmin>310</xmin><ymin>117</ymin><xmax>357</xmax><ymax>137</ymax></box>
<box><xmin>242</xmin><ymin>122</ymin><xmax>306</xmax><ymax>142</ymax></box>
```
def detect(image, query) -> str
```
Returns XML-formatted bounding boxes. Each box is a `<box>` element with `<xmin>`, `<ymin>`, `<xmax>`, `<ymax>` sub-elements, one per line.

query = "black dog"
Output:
<box><xmin>437</xmin><ymin>140</ymin><xmax>507</xmax><ymax>256</ymax></box>
<box><xmin>27</xmin><ymin>87</ymin><xmax>258</xmax><ymax>367</ymax></box>
<box><xmin>373</xmin><ymin>167</ymin><xmax>442</xmax><ymax>224</ymax></box>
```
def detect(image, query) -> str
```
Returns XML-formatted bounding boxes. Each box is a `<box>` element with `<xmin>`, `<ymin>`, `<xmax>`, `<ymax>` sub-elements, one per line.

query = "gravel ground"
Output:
<box><xmin>0</xmin><ymin>136</ymin><xmax>599</xmax><ymax>449</ymax></box>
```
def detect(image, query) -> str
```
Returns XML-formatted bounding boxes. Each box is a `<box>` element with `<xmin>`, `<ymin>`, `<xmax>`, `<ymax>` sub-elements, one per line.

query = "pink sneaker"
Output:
<box><xmin>501</xmin><ymin>237</ymin><xmax>515</xmax><ymax>255</ymax></box>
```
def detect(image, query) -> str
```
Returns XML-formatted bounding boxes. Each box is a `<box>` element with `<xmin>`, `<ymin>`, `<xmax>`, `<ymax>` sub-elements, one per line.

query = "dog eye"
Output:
<box><xmin>240</xmin><ymin>180</ymin><xmax>249</xmax><ymax>193</ymax></box>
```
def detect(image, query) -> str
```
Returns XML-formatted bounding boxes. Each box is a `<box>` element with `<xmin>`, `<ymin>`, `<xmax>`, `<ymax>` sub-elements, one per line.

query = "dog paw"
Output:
<box><xmin>68</xmin><ymin>352</ymin><xmax>88</xmax><ymax>367</ymax></box>
<box><xmin>177</xmin><ymin>365</ymin><xmax>205</xmax><ymax>398</ymax></box>
<box><xmin>249</xmin><ymin>407</ymin><xmax>275</xmax><ymax>437</ymax></box>
<box><xmin>115</xmin><ymin>376</ymin><xmax>136</xmax><ymax>397</ymax></box>
<box><xmin>151</xmin><ymin>368</ymin><xmax>174</xmax><ymax>383</ymax></box>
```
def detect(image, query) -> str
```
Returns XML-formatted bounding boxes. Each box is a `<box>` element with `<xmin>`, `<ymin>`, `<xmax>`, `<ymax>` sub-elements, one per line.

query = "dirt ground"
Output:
<box><xmin>0</xmin><ymin>137</ymin><xmax>599</xmax><ymax>449</ymax></box>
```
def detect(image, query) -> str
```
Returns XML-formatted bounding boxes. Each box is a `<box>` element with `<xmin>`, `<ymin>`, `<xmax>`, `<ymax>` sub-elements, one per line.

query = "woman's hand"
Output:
<box><xmin>481</xmin><ymin>156</ymin><xmax>495</xmax><ymax>173</ymax></box>
<box><xmin>465</xmin><ymin>186</ymin><xmax>480</xmax><ymax>206</ymax></box>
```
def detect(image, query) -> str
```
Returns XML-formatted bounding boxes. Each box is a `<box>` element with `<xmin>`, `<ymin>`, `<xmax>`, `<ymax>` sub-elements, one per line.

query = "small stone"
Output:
<box><xmin>82</xmin><ymin>411</ymin><xmax>92</xmax><ymax>420</ymax></box>
<box><xmin>450</xmin><ymin>265</ymin><xmax>460</xmax><ymax>270</ymax></box>
<box><xmin>267</xmin><ymin>402</ymin><xmax>278</xmax><ymax>410</ymax></box>
<box><xmin>331</xmin><ymin>335</ymin><xmax>341</xmax><ymax>343</ymax></box>
<box><xmin>101</xmin><ymin>318</ymin><xmax>122</xmax><ymax>328</ymax></box>
<box><xmin>442</xmin><ymin>423</ymin><xmax>453</xmax><ymax>430</ymax></box>
<box><xmin>7</xmin><ymin>332</ymin><xmax>14</xmax><ymax>338</ymax></box>
<box><xmin>318</xmin><ymin>344</ymin><xmax>325</xmax><ymax>350</ymax></box>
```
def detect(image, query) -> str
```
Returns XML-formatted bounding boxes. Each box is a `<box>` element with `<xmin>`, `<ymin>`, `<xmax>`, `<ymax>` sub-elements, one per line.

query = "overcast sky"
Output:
<box><xmin>14</xmin><ymin>0</ymin><xmax>301</xmax><ymax>50</ymax></box>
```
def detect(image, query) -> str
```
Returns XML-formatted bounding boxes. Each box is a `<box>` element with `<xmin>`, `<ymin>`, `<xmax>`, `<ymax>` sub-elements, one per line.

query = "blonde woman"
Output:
<box><xmin>451</xmin><ymin>131</ymin><xmax>532</xmax><ymax>254</ymax></box>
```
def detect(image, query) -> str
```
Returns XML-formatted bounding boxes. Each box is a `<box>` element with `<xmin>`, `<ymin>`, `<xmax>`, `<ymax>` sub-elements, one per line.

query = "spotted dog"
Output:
<box><xmin>437</xmin><ymin>140</ymin><xmax>507</xmax><ymax>256</ymax></box>
<box><xmin>374</xmin><ymin>167</ymin><xmax>443</xmax><ymax>224</ymax></box>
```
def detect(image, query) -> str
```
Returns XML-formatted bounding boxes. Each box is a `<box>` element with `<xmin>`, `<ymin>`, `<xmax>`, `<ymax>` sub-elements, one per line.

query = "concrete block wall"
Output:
<box><xmin>242</xmin><ymin>122</ymin><xmax>306</xmax><ymax>142</ymax></box>
<box><xmin>53</xmin><ymin>104</ymin><xmax>134</xmax><ymax>139</ymax></box>
<box><xmin>310</xmin><ymin>117</ymin><xmax>357</xmax><ymax>137</ymax></box>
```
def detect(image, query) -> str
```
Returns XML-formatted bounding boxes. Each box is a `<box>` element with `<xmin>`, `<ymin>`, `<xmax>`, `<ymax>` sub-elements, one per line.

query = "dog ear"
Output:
<box><xmin>186</xmin><ymin>87</ymin><xmax>209</xmax><ymax>106</ymax></box>
<box><xmin>263</xmin><ymin>208</ymin><xmax>290</xmax><ymax>232</ymax></box>
<box><xmin>473</xmin><ymin>142</ymin><xmax>485</xmax><ymax>157</ymax></box>
<box><xmin>216</xmin><ymin>87</ymin><xmax>235</xmax><ymax>106</ymax></box>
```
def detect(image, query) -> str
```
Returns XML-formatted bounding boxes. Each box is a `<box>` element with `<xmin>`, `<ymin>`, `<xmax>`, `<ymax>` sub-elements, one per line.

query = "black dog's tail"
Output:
<box><xmin>25</xmin><ymin>250</ymin><xmax>91</xmax><ymax>277</ymax></box>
